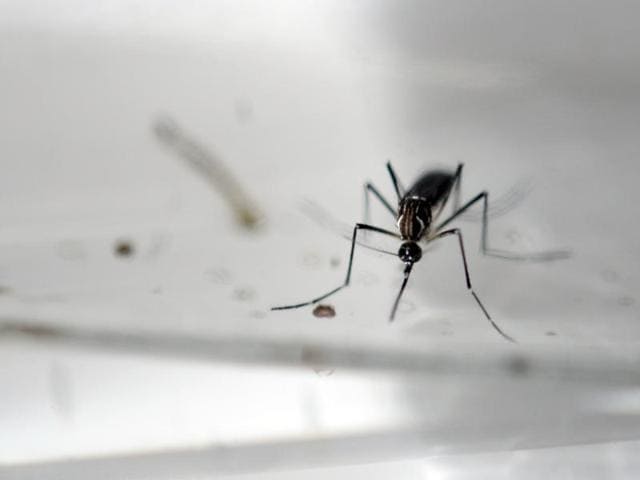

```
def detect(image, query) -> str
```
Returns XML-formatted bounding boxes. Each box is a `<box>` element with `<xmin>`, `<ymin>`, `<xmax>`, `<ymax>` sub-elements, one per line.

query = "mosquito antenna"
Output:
<box><xmin>390</xmin><ymin>262</ymin><xmax>414</xmax><ymax>322</ymax></box>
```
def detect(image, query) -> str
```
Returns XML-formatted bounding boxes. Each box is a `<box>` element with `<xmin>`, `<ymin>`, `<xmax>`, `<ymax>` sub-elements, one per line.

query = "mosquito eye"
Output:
<box><xmin>398</xmin><ymin>242</ymin><xmax>422</xmax><ymax>263</ymax></box>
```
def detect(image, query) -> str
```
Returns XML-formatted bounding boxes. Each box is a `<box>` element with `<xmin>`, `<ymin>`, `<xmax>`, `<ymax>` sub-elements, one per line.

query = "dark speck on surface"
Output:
<box><xmin>618</xmin><ymin>296</ymin><xmax>635</xmax><ymax>307</ymax></box>
<box><xmin>601</xmin><ymin>269</ymin><xmax>619</xmax><ymax>283</ymax></box>
<box><xmin>114</xmin><ymin>240</ymin><xmax>135</xmax><ymax>258</ymax></box>
<box><xmin>313</xmin><ymin>304</ymin><xmax>336</xmax><ymax>318</ymax></box>
<box><xmin>505</xmin><ymin>355</ymin><xmax>531</xmax><ymax>377</ymax></box>
<box><xmin>1</xmin><ymin>322</ymin><xmax>60</xmax><ymax>338</ymax></box>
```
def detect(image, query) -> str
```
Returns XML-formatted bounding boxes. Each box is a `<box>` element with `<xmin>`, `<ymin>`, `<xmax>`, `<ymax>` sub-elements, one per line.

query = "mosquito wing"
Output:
<box><xmin>405</xmin><ymin>170</ymin><xmax>457</xmax><ymax>222</ymax></box>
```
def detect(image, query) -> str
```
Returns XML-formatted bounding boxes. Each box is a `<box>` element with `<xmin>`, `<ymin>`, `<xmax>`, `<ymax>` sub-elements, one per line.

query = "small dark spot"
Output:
<box><xmin>249</xmin><ymin>310</ymin><xmax>267</xmax><ymax>319</ymax></box>
<box><xmin>313</xmin><ymin>304</ymin><xmax>336</xmax><ymax>318</ymax></box>
<box><xmin>236</xmin><ymin>207</ymin><xmax>262</xmax><ymax>230</ymax></box>
<box><xmin>330</xmin><ymin>256</ymin><xmax>341</xmax><ymax>268</ymax></box>
<box><xmin>545</xmin><ymin>330</ymin><xmax>557</xmax><ymax>337</ymax></box>
<box><xmin>601</xmin><ymin>269</ymin><xmax>619</xmax><ymax>283</ymax></box>
<box><xmin>232</xmin><ymin>287</ymin><xmax>256</xmax><ymax>302</ymax></box>
<box><xmin>114</xmin><ymin>240</ymin><xmax>135</xmax><ymax>258</ymax></box>
<box><xmin>313</xmin><ymin>368</ymin><xmax>335</xmax><ymax>377</ymax></box>
<box><xmin>0</xmin><ymin>286</ymin><xmax>12</xmax><ymax>295</ymax></box>
<box><xmin>618</xmin><ymin>296</ymin><xmax>635</xmax><ymax>307</ymax></box>
<box><xmin>151</xmin><ymin>286</ymin><xmax>163</xmax><ymax>295</ymax></box>
<box><xmin>505</xmin><ymin>355</ymin><xmax>531</xmax><ymax>377</ymax></box>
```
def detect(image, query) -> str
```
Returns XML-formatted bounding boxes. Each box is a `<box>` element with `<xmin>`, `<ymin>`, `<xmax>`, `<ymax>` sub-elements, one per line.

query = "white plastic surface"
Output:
<box><xmin>2</xmin><ymin>1</ymin><xmax>640</xmax><ymax>478</ymax></box>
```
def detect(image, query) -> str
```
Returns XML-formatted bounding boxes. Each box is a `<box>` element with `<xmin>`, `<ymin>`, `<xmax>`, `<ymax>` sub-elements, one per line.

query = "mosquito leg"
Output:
<box><xmin>386</xmin><ymin>161</ymin><xmax>405</xmax><ymax>200</ymax></box>
<box><xmin>390</xmin><ymin>262</ymin><xmax>414</xmax><ymax>322</ymax></box>
<box><xmin>272</xmin><ymin>223</ymin><xmax>400</xmax><ymax>310</ymax></box>
<box><xmin>434</xmin><ymin>228</ymin><xmax>516</xmax><ymax>343</ymax></box>
<box><xmin>436</xmin><ymin>191</ymin><xmax>570</xmax><ymax>261</ymax></box>
<box><xmin>364</xmin><ymin>182</ymin><xmax>397</xmax><ymax>225</ymax></box>
<box><xmin>433</xmin><ymin>163</ymin><xmax>463</xmax><ymax>219</ymax></box>
<box><xmin>451</xmin><ymin>163</ymin><xmax>463</xmax><ymax>212</ymax></box>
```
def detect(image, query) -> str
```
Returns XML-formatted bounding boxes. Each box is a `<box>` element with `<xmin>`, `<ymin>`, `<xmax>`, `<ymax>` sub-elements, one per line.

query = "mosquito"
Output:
<box><xmin>272</xmin><ymin>162</ymin><xmax>568</xmax><ymax>342</ymax></box>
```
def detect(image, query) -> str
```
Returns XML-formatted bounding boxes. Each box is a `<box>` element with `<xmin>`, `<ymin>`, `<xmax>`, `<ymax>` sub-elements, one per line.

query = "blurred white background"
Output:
<box><xmin>2</xmin><ymin>1</ymin><xmax>640</xmax><ymax>478</ymax></box>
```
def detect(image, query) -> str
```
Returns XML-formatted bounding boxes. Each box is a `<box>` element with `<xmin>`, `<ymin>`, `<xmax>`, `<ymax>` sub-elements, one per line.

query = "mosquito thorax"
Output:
<box><xmin>398</xmin><ymin>241</ymin><xmax>422</xmax><ymax>264</ymax></box>
<box><xmin>397</xmin><ymin>197</ymin><xmax>431</xmax><ymax>241</ymax></box>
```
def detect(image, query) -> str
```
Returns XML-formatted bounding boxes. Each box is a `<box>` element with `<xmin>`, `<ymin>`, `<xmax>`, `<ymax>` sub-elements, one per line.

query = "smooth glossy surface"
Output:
<box><xmin>2</xmin><ymin>1</ymin><xmax>640</xmax><ymax>478</ymax></box>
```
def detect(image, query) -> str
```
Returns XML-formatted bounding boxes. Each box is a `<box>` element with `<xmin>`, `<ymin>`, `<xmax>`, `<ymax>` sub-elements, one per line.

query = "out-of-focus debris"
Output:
<box><xmin>153</xmin><ymin>116</ymin><xmax>264</xmax><ymax>230</ymax></box>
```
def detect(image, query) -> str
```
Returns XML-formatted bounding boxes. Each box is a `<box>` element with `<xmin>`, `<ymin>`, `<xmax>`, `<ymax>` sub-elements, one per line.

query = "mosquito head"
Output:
<box><xmin>398</xmin><ymin>241</ymin><xmax>422</xmax><ymax>264</ymax></box>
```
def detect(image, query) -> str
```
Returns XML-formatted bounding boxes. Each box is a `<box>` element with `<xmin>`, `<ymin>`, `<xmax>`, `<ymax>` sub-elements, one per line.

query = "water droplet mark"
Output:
<box><xmin>505</xmin><ymin>355</ymin><xmax>531</xmax><ymax>377</ymax></box>
<box><xmin>206</xmin><ymin>267</ymin><xmax>232</xmax><ymax>285</ymax></box>
<box><xmin>302</xmin><ymin>252</ymin><xmax>322</xmax><ymax>269</ymax></box>
<box><xmin>302</xmin><ymin>347</ymin><xmax>335</xmax><ymax>376</ymax></box>
<box><xmin>618</xmin><ymin>296</ymin><xmax>635</xmax><ymax>307</ymax></box>
<box><xmin>232</xmin><ymin>286</ymin><xmax>256</xmax><ymax>302</ymax></box>
<box><xmin>505</xmin><ymin>229</ymin><xmax>522</xmax><ymax>245</ymax></box>
<box><xmin>601</xmin><ymin>269</ymin><xmax>619</xmax><ymax>283</ymax></box>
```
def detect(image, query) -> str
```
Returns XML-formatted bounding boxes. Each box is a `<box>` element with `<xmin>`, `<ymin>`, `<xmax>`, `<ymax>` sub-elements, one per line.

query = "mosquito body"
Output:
<box><xmin>273</xmin><ymin>162</ymin><xmax>568</xmax><ymax>342</ymax></box>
